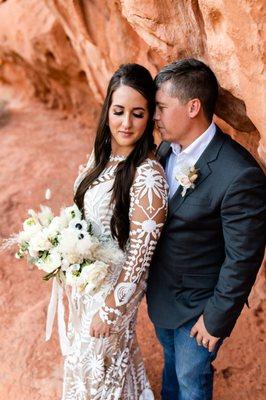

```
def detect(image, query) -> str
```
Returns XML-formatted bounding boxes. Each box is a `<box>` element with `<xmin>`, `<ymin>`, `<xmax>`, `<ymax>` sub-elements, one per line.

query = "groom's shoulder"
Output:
<box><xmin>217</xmin><ymin>128</ymin><xmax>262</xmax><ymax>173</ymax></box>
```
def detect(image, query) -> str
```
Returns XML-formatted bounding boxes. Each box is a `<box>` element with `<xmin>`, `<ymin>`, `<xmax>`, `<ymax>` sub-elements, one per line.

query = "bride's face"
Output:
<box><xmin>108</xmin><ymin>84</ymin><xmax>149</xmax><ymax>154</ymax></box>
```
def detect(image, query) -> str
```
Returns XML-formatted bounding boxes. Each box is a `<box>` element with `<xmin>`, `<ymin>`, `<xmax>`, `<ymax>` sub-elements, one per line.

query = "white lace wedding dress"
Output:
<box><xmin>61</xmin><ymin>153</ymin><xmax>168</xmax><ymax>400</ymax></box>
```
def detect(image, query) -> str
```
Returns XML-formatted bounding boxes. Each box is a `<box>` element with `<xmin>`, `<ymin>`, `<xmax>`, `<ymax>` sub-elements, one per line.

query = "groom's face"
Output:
<box><xmin>154</xmin><ymin>81</ymin><xmax>190</xmax><ymax>144</ymax></box>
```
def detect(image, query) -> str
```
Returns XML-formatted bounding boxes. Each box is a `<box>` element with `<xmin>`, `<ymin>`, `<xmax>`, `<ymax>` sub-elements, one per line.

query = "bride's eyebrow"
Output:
<box><xmin>113</xmin><ymin>105</ymin><xmax>146</xmax><ymax>111</ymax></box>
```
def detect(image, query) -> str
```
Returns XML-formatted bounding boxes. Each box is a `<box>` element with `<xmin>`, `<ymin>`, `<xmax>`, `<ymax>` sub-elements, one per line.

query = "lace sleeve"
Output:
<box><xmin>99</xmin><ymin>159</ymin><xmax>168</xmax><ymax>325</ymax></box>
<box><xmin>73</xmin><ymin>151</ymin><xmax>95</xmax><ymax>193</ymax></box>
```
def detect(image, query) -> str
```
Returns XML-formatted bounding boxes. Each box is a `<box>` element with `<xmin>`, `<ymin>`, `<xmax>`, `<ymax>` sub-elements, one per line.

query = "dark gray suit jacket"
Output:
<box><xmin>147</xmin><ymin>126</ymin><xmax>266</xmax><ymax>338</ymax></box>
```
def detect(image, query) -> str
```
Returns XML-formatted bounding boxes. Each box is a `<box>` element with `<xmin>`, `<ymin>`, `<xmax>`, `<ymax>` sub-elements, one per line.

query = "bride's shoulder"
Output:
<box><xmin>77</xmin><ymin>151</ymin><xmax>95</xmax><ymax>174</ymax></box>
<box><xmin>136</xmin><ymin>155</ymin><xmax>165</xmax><ymax>175</ymax></box>
<box><xmin>131</xmin><ymin>157</ymin><xmax>168</xmax><ymax>197</ymax></box>
<box><xmin>133</xmin><ymin>157</ymin><xmax>167</xmax><ymax>190</ymax></box>
<box><xmin>73</xmin><ymin>151</ymin><xmax>95</xmax><ymax>193</ymax></box>
<box><xmin>84</xmin><ymin>151</ymin><xmax>95</xmax><ymax>169</ymax></box>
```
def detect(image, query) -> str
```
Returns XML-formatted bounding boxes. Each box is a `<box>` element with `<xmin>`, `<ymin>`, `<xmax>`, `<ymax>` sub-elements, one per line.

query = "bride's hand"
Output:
<box><xmin>89</xmin><ymin>311</ymin><xmax>111</xmax><ymax>338</ymax></box>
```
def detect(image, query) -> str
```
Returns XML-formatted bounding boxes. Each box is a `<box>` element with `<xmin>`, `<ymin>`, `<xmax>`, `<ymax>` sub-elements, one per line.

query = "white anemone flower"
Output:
<box><xmin>68</xmin><ymin>218</ymin><xmax>87</xmax><ymax>231</ymax></box>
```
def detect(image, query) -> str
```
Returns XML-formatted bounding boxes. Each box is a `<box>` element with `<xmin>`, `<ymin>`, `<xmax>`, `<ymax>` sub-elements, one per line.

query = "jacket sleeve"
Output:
<box><xmin>98</xmin><ymin>160</ymin><xmax>168</xmax><ymax>326</ymax></box>
<box><xmin>203</xmin><ymin>166</ymin><xmax>266</xmax><ymax>338</ymax></box>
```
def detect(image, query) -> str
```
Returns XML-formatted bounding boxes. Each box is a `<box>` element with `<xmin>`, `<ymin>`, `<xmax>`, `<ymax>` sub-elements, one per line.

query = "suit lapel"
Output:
<box><xmin>168</xmin><ymin>128</ymin><xmax>226</xmax><ymax>218</ymax></box>
<box><xmin>156</xmin><ymin>141</ymin><xmax>171</xmax><ymax>168</ymax></box>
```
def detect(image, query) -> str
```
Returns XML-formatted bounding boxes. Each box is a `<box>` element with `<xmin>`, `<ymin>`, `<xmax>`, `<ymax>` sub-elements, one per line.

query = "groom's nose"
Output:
<box><xmin>153</xmin><ymin>107</ymin><xmax>160</xmax><ymax>121</ymax></box>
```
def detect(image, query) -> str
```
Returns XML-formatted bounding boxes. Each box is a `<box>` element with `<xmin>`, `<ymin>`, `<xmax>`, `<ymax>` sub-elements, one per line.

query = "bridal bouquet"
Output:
<box><xmin>1</xmin><ymin>196</ymin><xmax>125</xmax><ymax>355</ymax></box>
<box><xmin>5</xmin><ymin>202</ymin><xmax>124</xmax><ymax>294</ymax></box>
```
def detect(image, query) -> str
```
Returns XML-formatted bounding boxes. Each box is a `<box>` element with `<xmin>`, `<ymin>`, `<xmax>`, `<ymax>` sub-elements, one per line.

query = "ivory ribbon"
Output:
<box><xmin>45</xmin><ymin>278</ymin><xmax>71</xmax><ymax>356</ymax></box>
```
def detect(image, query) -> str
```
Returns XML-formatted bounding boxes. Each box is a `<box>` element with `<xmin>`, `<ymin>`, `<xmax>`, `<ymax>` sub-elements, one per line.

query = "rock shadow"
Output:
<box><xmin>0</xmin><ymin>101</ymin><xmax>11</xmax><ymax>128</ymax></box>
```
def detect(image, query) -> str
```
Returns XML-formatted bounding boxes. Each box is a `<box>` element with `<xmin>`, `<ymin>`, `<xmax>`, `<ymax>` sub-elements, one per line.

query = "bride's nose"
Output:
<box><xmin>121</xmin><ymin>113</ymin><xmax>132</xmax><ymax>130</ymax></box>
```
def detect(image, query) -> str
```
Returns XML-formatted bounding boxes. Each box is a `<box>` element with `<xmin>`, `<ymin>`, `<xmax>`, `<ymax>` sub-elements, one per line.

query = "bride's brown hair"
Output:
<box><xmin>74</xmin><ymin>63</ymin><xmax>156</xmax><ymax>250</ymax></box>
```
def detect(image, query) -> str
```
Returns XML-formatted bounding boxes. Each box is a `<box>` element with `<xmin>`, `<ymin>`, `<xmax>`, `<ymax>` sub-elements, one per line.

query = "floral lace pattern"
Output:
<box><xmin>62</xmin><ymin>154</ymin><xmax>168</xmax><ymax>400</ymax></box>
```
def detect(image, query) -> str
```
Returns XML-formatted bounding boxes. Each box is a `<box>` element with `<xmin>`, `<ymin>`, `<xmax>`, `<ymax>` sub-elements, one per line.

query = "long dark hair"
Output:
<box><xmin>74</xmin><ymin>63</ymin><xmax>156</xmax><ymax>250</ymax></box>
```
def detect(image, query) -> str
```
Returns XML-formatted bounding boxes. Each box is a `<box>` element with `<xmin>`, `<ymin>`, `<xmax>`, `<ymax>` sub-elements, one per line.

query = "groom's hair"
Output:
<box><xmin>155</xmin><ymin>58</ymin><xmax>218</xmax><ymax>121</ymax></box>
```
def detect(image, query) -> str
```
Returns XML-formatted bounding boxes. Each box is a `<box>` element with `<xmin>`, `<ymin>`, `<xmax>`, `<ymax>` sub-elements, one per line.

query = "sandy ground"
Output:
<box><xmin>0</xmin><ymin>101</ymin><xmax>265</xmax><ymax>399</ymax></box>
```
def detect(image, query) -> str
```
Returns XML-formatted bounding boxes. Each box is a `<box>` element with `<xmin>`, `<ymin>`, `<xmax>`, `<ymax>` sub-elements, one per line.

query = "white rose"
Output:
<box><xmin>23</xmin><ymin>217</ymin><xmax>42</xmax><ymax>235</ymax></box>
<box><xmin>61</xmin><ymin>258</ymin><xmax>70</xmax><ymax>272</ymax></box>
<box><xmin>28</xmin><ymin>229</ymin><xmax>52</xmax><ymax>258</ymax></box>
<box><xmin>175</xmin><ymin>172</ymin><xmax>192</xmax><ymax>188</ymax></box>
<box><xmin>47</xmin><ymin>216</ymin><xmax>67</xmax><ymax>238</ymax></box>
<box><xmin>180</xmin><ymin>176</ymin><xmax>191</xmax><ymax>188</ymax></box>
<box><xmin>65</xmin><ymin>263</ymin><xmax>81</xmax><ymax>286</ymax></box>
<box><xmin>85</xmin><ymin>260</ymin><xmax>108</xmax><ymax>287</ymax></box>
<box><xmin>35</xmin><ymin>249</ymin><xmax>61</xmax><ymax>273</ymax></box>
<box><xmin>18</xmin><ymin>229</ymin><xmax>33</xmax><ymax>244</ymax></box>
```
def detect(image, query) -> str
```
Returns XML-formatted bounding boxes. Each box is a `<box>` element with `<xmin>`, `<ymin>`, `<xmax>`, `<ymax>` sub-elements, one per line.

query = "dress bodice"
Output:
<box><xmin>83</xmin><ymin>165</ymin><xmax>116</xmax><ymax>237</ymax></box>
<box><xmin>74</xmin><ymin>152</ymin><xmax>168</xmax><ymax>325</ymax></box>
<box><xmin>74</xmin><ymin>154</ymin><xmax>116</xmax><ymax>238</ymax></box>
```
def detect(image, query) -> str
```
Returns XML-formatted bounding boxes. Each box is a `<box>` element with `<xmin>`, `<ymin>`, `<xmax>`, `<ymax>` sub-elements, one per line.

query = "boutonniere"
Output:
<box><xmin>175</xmin><ymin>165</ymin><xmax>199</xmax><ymax>197</ymax></box>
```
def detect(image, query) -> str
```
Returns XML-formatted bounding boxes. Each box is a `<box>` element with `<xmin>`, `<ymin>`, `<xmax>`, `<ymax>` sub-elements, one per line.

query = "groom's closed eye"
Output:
<box><xmin>156</xmin><ymin>103</ymin><xmax>167</xmax><ymax>111</ymax></box>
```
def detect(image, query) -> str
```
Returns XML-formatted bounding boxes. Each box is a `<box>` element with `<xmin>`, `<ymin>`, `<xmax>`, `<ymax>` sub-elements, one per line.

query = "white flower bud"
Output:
<box><xmin>45</xmin><ymin>188</ymin><xmax>52</xmax><ymax>200</ymax></box>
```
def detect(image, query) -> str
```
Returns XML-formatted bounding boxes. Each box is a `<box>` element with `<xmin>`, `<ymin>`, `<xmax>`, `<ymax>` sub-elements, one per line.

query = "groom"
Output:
<box><xmin>147</xmin><ymin>58</ymin><xmax>266</xmax><ymax>400</ymax></box>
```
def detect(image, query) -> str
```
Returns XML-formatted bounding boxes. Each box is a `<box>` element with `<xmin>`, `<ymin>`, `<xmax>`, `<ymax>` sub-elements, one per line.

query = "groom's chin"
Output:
<box><xmin>158</xmin><ymin>129</ymin><xmax>168</xmax><ymax>141</ymax></box>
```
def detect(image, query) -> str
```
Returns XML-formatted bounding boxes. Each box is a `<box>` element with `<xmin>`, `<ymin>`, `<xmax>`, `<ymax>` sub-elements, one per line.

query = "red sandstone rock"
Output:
<box><xmin>1</xmin><ymin>0</ymin><xmax>265</xmax><ymax>138</ymax></box>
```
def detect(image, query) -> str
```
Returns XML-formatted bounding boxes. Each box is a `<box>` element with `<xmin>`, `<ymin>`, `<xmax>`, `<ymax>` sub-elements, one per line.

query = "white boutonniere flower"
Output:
<box><xmin>175</xmin><ymin>164</ymin><xmax>199</xmax><ymax>197</ymax></box>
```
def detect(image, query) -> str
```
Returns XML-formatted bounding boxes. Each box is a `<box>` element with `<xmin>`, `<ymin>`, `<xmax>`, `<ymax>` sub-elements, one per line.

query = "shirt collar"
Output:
<box><xmin>170</xmin><ymin>142</ymin><xmax>181</xmax><ymax>156</ymax></box>
<box><xmin>170</xmin><ymin>122</ymin><xmax>216</xmax><ymax>162</ymax></box>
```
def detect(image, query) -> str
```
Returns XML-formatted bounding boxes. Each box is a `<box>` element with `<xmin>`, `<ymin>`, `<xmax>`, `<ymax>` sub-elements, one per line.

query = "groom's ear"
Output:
<box><xmin>188</xmin><ymin>98</ymin><xmax>201</xmax><ymax>119</ymax></box>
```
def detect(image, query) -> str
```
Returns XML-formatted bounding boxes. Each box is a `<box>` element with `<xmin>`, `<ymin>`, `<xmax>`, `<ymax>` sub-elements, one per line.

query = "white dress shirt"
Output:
<box><xmin>165</xmin><ymin>122</ymin><xmax>216</xmax><ymax>198</ymax></box>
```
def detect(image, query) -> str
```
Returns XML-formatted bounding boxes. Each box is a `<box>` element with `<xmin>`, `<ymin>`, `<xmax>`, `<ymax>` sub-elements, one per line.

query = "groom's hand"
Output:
<box><xmin>190</xmin><ymin>315</ymin><xmax>220</xmax><ymax>352</ymax></box>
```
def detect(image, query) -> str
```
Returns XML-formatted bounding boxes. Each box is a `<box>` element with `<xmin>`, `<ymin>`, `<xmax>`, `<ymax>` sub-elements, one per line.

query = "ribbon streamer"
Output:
<box><xmin>45</xmin><ymin>279</ymin><xmax>71</xmax><ymax>356</ymax></box>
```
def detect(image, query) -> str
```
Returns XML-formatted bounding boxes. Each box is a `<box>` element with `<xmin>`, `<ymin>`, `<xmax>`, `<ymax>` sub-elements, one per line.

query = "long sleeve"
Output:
<box><xmin>99</xmin><ymin>159</ymin><xmax>168</xmax><ymax>325</ymax></box>
<box><xmin>203</xmin><ymin>167</ymin><xmax>266</xmax><ymax>337</ymax></box>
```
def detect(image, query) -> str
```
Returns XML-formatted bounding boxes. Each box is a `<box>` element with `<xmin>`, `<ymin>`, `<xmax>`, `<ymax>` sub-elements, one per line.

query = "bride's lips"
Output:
<box><xmin>119</xmin><ymin>131</ymin><xmax>134</xmax><ymax>137</ymax></box>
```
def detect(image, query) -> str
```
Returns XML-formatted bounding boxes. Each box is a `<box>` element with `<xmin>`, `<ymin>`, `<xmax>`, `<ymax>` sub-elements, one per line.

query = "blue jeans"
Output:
<box><xmin>155</xmin><ymin>319</ymin><xmax>222</xmax><ymax>400</ymax></box>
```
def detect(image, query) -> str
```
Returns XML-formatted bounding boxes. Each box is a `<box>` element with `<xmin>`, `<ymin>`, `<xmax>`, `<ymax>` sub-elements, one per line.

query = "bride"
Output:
<box><xmin>62</xmin><ymin>63</ymin><xmax>168</xmax><ymax>399</ymax></box>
